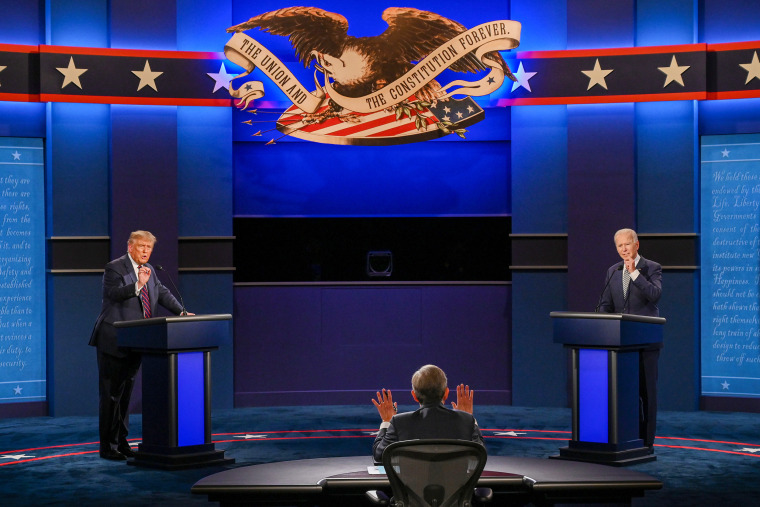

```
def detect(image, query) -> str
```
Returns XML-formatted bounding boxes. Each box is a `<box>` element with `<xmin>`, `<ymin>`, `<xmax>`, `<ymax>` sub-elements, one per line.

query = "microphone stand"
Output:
<box><xmin>155</xmin><ymin>265</ymin><xmax>187</xmax><ymax>315</ymax></box>
<box><xmin>595</xmin><ymin>265</ymin><xmax>623</xmax><ymax>312</ymax></box>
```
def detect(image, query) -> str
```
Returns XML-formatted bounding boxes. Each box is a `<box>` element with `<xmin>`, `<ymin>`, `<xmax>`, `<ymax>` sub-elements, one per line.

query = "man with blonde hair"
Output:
<box><xmin>371</xmin><ymin>364</ymin><xmax>484</xmax><ymax>463</ymax></box>
<box><xmin>89</xmin><ymin>230</ymin><xmax>187</xmax><ymax>461</ymax></box>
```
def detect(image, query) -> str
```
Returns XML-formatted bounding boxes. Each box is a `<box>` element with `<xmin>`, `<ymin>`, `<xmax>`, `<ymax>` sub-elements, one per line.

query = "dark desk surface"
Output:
<box><xmin>192</xmin><ymin>455</ymin><xmax>662</xmax><ymax>506</ymax></box>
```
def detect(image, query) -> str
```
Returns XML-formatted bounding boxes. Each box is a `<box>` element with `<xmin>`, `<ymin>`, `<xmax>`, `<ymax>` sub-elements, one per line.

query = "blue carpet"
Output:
<box><xmin>1</xmin><ymin>405</ymin><xmax>758</xmax><ymax>506</ymax></box>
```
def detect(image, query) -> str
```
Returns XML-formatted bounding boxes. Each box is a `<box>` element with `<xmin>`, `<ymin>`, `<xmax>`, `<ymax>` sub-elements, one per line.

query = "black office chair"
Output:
<box><xmin>366</xmin><ymin>439</ymin><xmax>492</xmax><ymax>507</ymax></box>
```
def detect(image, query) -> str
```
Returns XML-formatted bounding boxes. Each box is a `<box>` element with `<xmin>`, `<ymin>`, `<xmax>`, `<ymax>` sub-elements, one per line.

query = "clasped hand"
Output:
<box><xmin>137</xmin><ymin>266</ymin><xmax>151</xmax><ymax>287</ymax></box>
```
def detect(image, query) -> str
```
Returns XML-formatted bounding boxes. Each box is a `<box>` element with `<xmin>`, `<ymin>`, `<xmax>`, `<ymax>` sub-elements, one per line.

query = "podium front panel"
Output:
<box><xmin>575</xmin><ymin>348</ymin><xmax>641</xmax><ymax>446</ymax></box>
<box><xmin>578</xmin><ymin>349</ymin><xmax>608</xmax><ymax>443</ymax></box>
<box><xmin>177</xmin><ymin>351</ymin><xmax>206</xmax><ymax>447</ymax></box>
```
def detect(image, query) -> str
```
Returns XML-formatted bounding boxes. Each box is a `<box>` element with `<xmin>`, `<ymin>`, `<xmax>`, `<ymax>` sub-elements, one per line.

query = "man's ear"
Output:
<box><xmin>411</xmin><ymin>390</ymin><xmax>419</xmax><ymax>403</ymax></box>
<box><xmin>442</xmin><ymin>387</ymin><xmax>449</xmax><ymax>402</ymax></box>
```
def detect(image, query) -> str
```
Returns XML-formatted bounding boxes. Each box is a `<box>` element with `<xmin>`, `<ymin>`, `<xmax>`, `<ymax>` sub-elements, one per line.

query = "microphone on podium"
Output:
<box><xmin>155</xmin><ymin>264</ymin><xmax>187</xmax><ymax>315</ymax></box>
<box><xmin>595</xmin><ymin>265</ymin><xmax>623</xmax><ymax>312</ymax></box>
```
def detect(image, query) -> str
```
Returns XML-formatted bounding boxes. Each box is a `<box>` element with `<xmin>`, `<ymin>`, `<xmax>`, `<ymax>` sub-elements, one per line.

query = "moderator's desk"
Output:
<box><xmin>191</xmin><ymin>455</ymin><xmax>662</xmax><ymax>506</ymax></box>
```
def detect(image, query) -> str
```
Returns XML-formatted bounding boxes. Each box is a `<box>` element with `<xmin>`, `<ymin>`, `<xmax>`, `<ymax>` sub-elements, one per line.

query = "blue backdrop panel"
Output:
<box><xmin>0</xmin><ymin>137</ymin><xmax>46</xmax><ymax>405</ymax></box>
<box><xmin>48</xmin><ymin>103</ymin><xmax>110</xmax><ymax>236</ymax></box>
<box><xmin>635</xmin><ymin>0</ymin><xmax>696</xmax><ymax>46</ymax></box>
<box><xmin>567</xmin><ymin>103</ymin><xmax>635</xmax><ymax>312</ymax></box>
<box><xmin>0</xmin><ymin>0</ymin><xmax>44</xmax><ymax>45</ymax></box>
<box><xmin>47</xmin><ymin>274</ymin><xmax>102</xmax><ymax>416</ymax></box>
<box><xmin>701</xmin><ymin>0</ymin><xmax>760</xmax><ymax>44</ymax></box>
<box><xmin>699</xmin><ymin>99</ymin><xmax>760</xmax><ymax>137</ymax></box>
<box><xmin>110</xmin><ymin>105</ymin><xmax>179</xmax><ymax>267</ymax></box>
<box><xmin>178</xmin><ymin>106</ymin><xmax>233</xmax><ymax>236</ymax></box>
<box><xmin>234</xmin><ymin>141</ymin><xmax>509</xmax><ymax>217</ymax></box>
<box><xmin>178</xmin><ymin>272</ymin><xmax>233</xmax><ymax>410</ymax></box>
<box><xmin>636</xmin><ymin>100</ymin><xmax>697</xmax><ymax>233</ymax></box>
<box><xmin>700</xmin><ymin>133</ymin><xmax>760</xmax><ymax>398</ymax></box>
<box><xmin>511</xmin><ymin>0</ymin><xmax>565</xmax><ymax>50</ymax></box>
<box><xmin>658</xmin><ymin>270</ymin><xmax>699</xmax><ymax>411</ymax></box>
<box><xmin>0</xmin><ymin>103</ymin><xmax>46</xmax><ymax>139</ymax></box>
<box><xmin>567</xmin><ymin>0</ymin><xmax>634</xmax><ymax>49</ymax></box>
<box><xmin>510</xmin><ymin>271</ymin><xmax>568</xmax><ymax>407</ymax></box>
<box><xmin>48</xmin><ymin>0</ymin><xmax>108</xmax><ymax>47</ymax></box>
<box><xmin>510</xmin><ymin>105</ymin><xmax>567</xmax><ymax>233</ymax></box>
<box><xmin>177</xmin><ymin>0</ymin><xmax>233</xmax><ymax>52</ymax></box>
<box><xmin>109</xmin><ymin>0</ymin><xmax>177</xmax><ymax>50</ymax></box>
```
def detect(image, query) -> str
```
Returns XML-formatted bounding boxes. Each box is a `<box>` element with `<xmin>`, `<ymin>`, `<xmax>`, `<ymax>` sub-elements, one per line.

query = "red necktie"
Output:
<box><xmin>139</xmin><ymin>267</ymin><xmax>151</xmax><ymax>318</ymax></box>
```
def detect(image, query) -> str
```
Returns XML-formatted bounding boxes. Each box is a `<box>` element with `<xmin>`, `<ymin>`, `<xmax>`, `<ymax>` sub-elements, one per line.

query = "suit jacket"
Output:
<box><xmin>598</xmin><ymin>255</ymin><xmax>662</xmax><ymax>317</ymax></box>
<box><xmin>89</xmin><ymin>254</ymin><xmax>183</xmax><ymax>358</ymax></box>
<box><xmin>372</xmin><ymin>403</ymin><xmax>485</xmax><ymax>463</ymax></box>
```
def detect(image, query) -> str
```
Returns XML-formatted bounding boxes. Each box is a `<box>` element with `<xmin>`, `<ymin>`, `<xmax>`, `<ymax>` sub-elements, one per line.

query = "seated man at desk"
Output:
<box><xmin>371</xmin><ymin>364</ymin><xmax>485</xmax><ymax>463</ymax></box>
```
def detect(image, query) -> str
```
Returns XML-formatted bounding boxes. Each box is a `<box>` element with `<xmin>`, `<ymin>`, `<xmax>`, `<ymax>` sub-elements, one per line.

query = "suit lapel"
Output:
<box><xmin>122</xmin><ymin>255</ymin><xmax>137</xmax><ymax>285</ymax></box>
<box><xmin>638</xmin><ymin>257</ymin><xmax>649</xmax><ymax>277</ymax></box>
<box><xmin>609</xmin><ymin>263</ymin><xmax>625</xmax><ymax>309</ymax></box>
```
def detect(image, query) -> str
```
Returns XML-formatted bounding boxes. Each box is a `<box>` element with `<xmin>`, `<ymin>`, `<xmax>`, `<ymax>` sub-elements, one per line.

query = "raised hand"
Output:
<box><xmin>372</xmin><ymin>388</ymin><xmax>397</xmax><ymax>422</ymax></box>
<box><xmin>451</xmin><ymin>384</ymin><xmax>474</xmax><ymax>414</ymax></box>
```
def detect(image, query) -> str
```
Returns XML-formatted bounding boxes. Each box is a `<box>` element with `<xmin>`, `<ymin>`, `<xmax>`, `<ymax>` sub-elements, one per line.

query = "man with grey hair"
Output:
<box><xmin>371</xmin><ymin>364</ymin><xmax>484</xmax><ymax>463</ymax></box>
<box><xmin>598</xmin><ymin>228</ymin><xmax>663</xmax><ymax>452</ymax></box>
<box><xmin>598</xmin><ymin>228</ymin><xmax>662</xmax><ymax>317</ymax></box>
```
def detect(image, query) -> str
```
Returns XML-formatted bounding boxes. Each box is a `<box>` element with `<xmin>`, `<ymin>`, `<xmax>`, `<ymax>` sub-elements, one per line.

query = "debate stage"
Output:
<box><xmin>192</xmin><ymin>454</ymin><xmax>662</xmax><ymax>506</ymax></box>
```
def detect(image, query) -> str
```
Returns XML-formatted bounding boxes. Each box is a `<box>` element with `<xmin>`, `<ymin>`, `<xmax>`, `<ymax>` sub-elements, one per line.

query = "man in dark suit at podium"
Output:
<box><xmin>371</xmin><ymin>364</ymin><xmax>484</xmax><ymax>463</ymax></box>
<box><xmin>598</xmin><ymin>228</ymin><xmax>662</xmax><ymax>452</ymax></box>
<box><xmin>89</xmin><ymin>230</ymin><xmax>186</xmax><ymax>461</ymax></box>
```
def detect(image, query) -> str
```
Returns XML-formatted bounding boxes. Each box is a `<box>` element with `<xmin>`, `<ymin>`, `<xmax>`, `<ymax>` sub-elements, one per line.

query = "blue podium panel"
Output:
<box><xmin>578</xmin><ymin>349</ymin><xmax>608</xmax><ymax>444</ymax></box>
<box><xmin>178</xmin><ymin>351</ymin><xmax>205</xmax><ymax>447</ymax></box>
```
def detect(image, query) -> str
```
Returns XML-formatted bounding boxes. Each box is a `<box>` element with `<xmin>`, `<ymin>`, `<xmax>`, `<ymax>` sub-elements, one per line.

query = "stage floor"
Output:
<box><xmin>1</xmin><ymin>406</ymin><xmax>758</xmax><ymax>506</ymax></box>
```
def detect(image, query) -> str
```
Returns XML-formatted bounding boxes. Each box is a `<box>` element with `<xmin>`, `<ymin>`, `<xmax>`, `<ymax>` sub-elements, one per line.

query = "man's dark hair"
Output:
<box><xmin>411</xmin><ymin>364</ymin><xmax>447</xmax><ymax>405</ymax></box>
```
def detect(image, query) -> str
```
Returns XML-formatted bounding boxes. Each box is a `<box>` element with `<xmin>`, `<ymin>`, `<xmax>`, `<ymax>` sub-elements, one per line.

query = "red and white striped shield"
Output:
<box><xmin>273</xmin><ymin>95</ymin><xmax>484</xmax><ymax>145</ymax></box>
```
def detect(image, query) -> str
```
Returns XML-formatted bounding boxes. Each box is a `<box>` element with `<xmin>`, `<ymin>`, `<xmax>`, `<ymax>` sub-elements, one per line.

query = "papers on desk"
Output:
<box><xmin>368</xmin><ymin>466</ymin><xmax>386</xmax><ymax>475</ymax></box>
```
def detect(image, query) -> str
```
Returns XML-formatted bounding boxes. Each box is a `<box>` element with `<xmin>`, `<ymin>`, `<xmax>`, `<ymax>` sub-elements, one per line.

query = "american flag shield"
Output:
<box><xmin>274</xmin><ymin>95</ymin><xmax>484</xmax><ymax>145</ymax></box>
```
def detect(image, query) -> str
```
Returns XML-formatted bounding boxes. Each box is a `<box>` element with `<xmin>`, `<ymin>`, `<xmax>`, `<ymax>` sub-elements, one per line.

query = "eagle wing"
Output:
<box><xmin>227</xmin><ymin>7</ymin><xmax>349</xmax><ymax>66</ymax></box>
<box><xmin>380</xmin><ymin>8</ymin><xmax>515</xmax><ymax>79</ymax></box>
